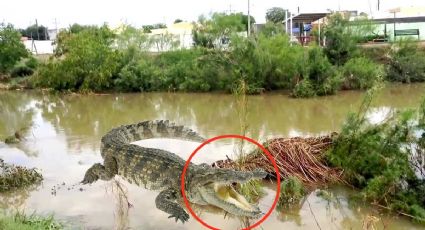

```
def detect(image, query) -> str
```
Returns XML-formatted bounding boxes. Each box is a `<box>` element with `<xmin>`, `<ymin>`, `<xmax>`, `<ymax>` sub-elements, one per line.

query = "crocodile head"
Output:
<box><xmin>186</xmin><ymin>166</ymin><xmax>267</xmax><ymax>218</ymax></box>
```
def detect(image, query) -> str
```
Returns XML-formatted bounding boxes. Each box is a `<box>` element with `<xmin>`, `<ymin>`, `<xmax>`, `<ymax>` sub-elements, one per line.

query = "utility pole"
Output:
<box><xmin>377</xmin><ymin>0</ymin><xmax>380</xmax><ymax>11</ymax></box>
<box><xmin>35</xmin><ymin>19</ymin><xmax>40</xmax><ymax>40</ymax></box>
<box><xmin>247</xmin><ymin>0</ymin><xmax>251</xmax><ymax>37</ymax></box>
<box><xmin>55</xmin><ymin>18</ymin><xmax>58</xmax><ymax>35</ymax></box>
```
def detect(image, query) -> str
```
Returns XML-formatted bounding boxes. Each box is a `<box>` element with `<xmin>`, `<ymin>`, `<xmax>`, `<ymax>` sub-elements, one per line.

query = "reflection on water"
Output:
<box><xmin>0</xmin><ymin>83</ymin><xmax>424</xmax><ymax>229</ymax></box>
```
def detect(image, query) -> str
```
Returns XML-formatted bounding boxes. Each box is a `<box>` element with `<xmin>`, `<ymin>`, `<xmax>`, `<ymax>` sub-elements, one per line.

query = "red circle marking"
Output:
<box><xmin>180</xmin><ymin>134</ymin><xmax>281</xmax><ymax>230</ymax></box>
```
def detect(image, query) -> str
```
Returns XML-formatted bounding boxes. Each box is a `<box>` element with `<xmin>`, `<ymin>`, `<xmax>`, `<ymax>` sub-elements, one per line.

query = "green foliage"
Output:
<box><xmin>255</xmin><ymin>34</ymin><xmax>304</xmax><ymax>90</ymax></box>
<box><xmin>9</xmin><ymin>57</ymin><xmax>38</xmax><ymax>78</ymax></box>
<box><xmin>0</xmin><ymin>159</ymin><xmax>43</xmax><ymax>192</ymax></box>
<box><xmin>0</xmin><ymin>23</ymin><xmax>29</xmax><ymax>73</ymax></box>
<box><xmin>323</xmin><ymin>14</ymin><xmax>358</xmax><ymax>66</ymax></box>
<box><xmin>293</xmin><ymin>79</ymin><xmax>315</xmax><ymax>98</ymax></box>
<box><xmin>10</xmin><ymin>66</ymin><xmax>33</xmax><ymax>78</ymax></box>
<box><xmin>259</xmin><ymin>22</ymin><xmax>285</xmax><ymax>38</ymax></box>
<box><xmin>32</xmin><ymin>25</ymin><xmax>120</xmax><ymax>91</ymax></box>
<box><xmin>0</xmin><ymin>212</ymin><xmax>63</xmax><ymax>230</ymax></box>
<box><xmin>19</xmin><ymin>24</ymin><xmax>49</xmax><ymax>40</ymax></box>
<box><xmin>26</xmin><ymin>13</ymin><xmax>388</xmax><ymax>96</ymax></box>
<box><xmin>237</xmin><ymin>180</ymin><xmax>264</xmax><ymax>203</ymax></box>
<box><xmin>192</xmin><ymin>12</ymin><xmax>254</xmax><ymax>49</ymax></box>
<box><xmin>265</xmin><ymin>7</ymin><xmax>288</xmax><ymax>24</ymax></box>
<box><xmin>327</xmin><ymin>91</ymin><xmax>425</xmax><ymax>221</ymax></box>
<box><xmin>150</xmin><ymin>33</ymin><xmax>180</xmax><ymax>52</ymax></box>
<box><xmin>174</xmin><ymin>19</ymin><xmax>183</xmax><ymax>24</ymax></box>
<box><xmin>24</xmin><ymin>56</ymin><xmax>38</xmax><ymax>69</ymax></box>
<box><xmin>341</xmin><ymin>57</ymin><xmax>384</xmax><ymax>89</ymax></box>
<box><xmin>349</xmin><ymin>18</ymin><xmax>380</xmax><ymax>43</ymax></box>
<box><xmin>293</xmin><ymin>46</ymin><xmax>341</xmax><ymax>97</ymax></box>
<box><xmin>153</xmin><ymin>49</ymin><xmax>204</xmax><ymax>91</ymax></box>
<box><xmin>386</xmin><ymin>39</ymin><xmax>425</xmax><ymax>83</ymax></box>
<box><xmin>142</xmin><ymin>23</ymin><xmax>167</xmax><ymax>33</ymax></box>
<box><xmin>277</xmin><ymin>176</ymin><xmax>306</xmax><ymax>209</ymax></box>
<box><xmin>54</xmin><ymin>24</ymin><xmax>114</xmax><ymax>56</ymax></box>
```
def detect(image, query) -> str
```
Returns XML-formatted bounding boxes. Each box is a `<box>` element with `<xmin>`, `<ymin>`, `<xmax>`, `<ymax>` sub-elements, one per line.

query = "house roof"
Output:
<box><xmin>150</xmin><ymin>22</ymin><xmax>194</xmax><ymax>35</ymax></box>
<box><xmin>371</xmin><ymin>16</ymin><xmax>425</xmax><ymax>23</ymax></box>
<box><xmin>291</xmin><ymin>13</ymin><xmax>329</xmax><ymax>23</ymax></box>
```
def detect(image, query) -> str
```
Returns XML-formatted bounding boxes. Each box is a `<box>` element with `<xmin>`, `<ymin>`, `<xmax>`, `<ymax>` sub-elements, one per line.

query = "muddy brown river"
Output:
<box><xmin>0</xmin><ymin>83</ymin><xmax>424</xmax><ymax>229</ymax></box>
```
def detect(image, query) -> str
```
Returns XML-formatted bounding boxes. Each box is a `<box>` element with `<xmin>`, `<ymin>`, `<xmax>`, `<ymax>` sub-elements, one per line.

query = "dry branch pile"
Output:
<box><xmin>212</xmin><ymin>134</ymin><xmax>342</xmax><ymax>185</ymax></box>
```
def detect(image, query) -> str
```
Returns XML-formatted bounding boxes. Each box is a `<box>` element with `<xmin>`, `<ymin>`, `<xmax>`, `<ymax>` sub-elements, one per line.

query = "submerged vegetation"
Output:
<box><xmin>0</xmin><ymin>159</ymin><xmax>43</xmax><ymax>192</ymax></box>
<box><xmin>327</xmin><ymin>90</ymin><xmax>425</xmax><ymax>222</ymax></box>
<box><xmin>277</xmin><ymin>176</ymin><xmax>306</xmax><ymax>210</ymax></box>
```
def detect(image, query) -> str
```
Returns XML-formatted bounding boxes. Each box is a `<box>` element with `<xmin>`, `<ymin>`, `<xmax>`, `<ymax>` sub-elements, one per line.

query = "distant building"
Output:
<box><xmin>369</xmin><ymin>7</ymin><xmax>425</xmax><ymax>41</ymax></box>
<box><xmin>47</xmin><ymin>29</ymin><xmax>58</xmax><ymax>40</ymax></box>
<box><xmin>149</xmin><ymin>22</ymin><xmax>194</xmax><ymax>51</ymax></box>
<box><xmin>22</xmin><ymin>39</ymin><xmax>55</xmax><ymax>54</ymax></box>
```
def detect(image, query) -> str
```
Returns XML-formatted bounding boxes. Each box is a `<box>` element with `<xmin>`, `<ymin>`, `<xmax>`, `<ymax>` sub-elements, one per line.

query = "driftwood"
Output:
<box><xmin>212</xmin><ymin>134</ymin><xmax>343</xmax><ymax>185</ymax></box>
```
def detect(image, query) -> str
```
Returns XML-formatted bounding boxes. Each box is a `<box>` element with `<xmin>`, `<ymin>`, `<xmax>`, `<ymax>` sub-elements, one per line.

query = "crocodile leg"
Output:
<box><xmin>155</xmin><ymin>188</ymin><xmax>189</xmax><ymax>223</ymax></box>
<box><xmin>82</xmin><ymin>155</ymin><xmax>117</xmax><ymax>184</ymax></box>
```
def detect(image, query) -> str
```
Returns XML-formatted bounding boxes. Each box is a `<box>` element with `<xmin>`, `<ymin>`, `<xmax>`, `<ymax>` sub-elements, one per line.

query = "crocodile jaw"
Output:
<box><xmin>214</xmin><ymin>184</ymin><xmax>256</xmax><ymax>211</ymax></box>
<box><xmin>198</xmin><ymin>183</ymin><xmax>262</xmax><ymax>218</ymax></box>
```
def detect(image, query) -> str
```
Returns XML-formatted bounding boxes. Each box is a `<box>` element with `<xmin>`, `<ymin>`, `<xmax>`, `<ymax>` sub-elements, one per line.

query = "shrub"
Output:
<box><xmin>386</xmin><ymin>39</ymin><xmax>425</xmax><ymax>83</ymax></box>
<box><xmin>277</xmin><ymin>176</ymin><xmax>306</xmax><ymax>210</ymax></box>
<box><xmin>323</xmin><ymin>14</ymin><xmax>358</xmax><ymax>66</ymax></box>
<box><xmin>0</xmin><ymin>24</ymin><xmax>29</xmax><ymax>73</ymax></box>
<box><xmin>341</xmin><ymin>57</ymin><xmax>384</xmax><ymax>89</ymax></box>
<box><xmin>10</xmin><ymin>66</ymin><xmax>33</xmax><ymax>78</ymax></box>
<box><xmin>293</xmin><ymin>46</ymin><xmax>341</xmax><ymax>97</ymax></box>
<box><xmin>9</xmin><ymin>57</ymin><xmax>39</xmax><ymax>78</ymax></box>
<box><xmin>292</xmin><ymin>79</ymin><xmax>315</xmax><ymax>98</ymax></box>
<box><xmin>327</xmin><ymin>93</ymin><xmax>425</xmax><ymax>221</ymax></box>
<box><xmin>33</xmin><ymin>26</ymin><xmax>121</xmax><ymax>91</ymax></box>
<box><xmin>255</xmin><ymin>34</ymin><xmax>304</xmax><ymax>90</ymax></box>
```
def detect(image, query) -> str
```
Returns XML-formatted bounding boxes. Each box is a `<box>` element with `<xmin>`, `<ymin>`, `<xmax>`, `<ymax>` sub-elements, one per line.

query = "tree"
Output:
<box><xmin>323</xmin><ymin>14</ymin><xmax>358</xmax><ymax>66</ymax></box>
<box><xmin>34</xmin><ymin>25</ymin><xmax>121</xmax><ymax>91</ymax></box>
<box><xmin>19</xmin><ymin>24</ymin><xmax>49</xmax><ymax>40</ymax></box>
<box><xmin>174</xmin><ymin>19</ymin><xmax>183</xmax><ymax>24</ymax></box>
<box><xmin>266</xmin><ymin>7</ymin><xmax>288</xmax><ymax>24</ymax></box>
<box><xmin>0</xmin><ymin>23</ymin><xmax>28</xmax><ymax>73</ymax></box>
<box><xmin>54</xmin><ymin>23</ymin><xmax>114</xmax><ymax>56</ymax></box>
<box><xmin>142</xmin><ymin>23</ymin><xmax>167</xmax><ymax>33</ymax></box>
<box><xmin>192</xmin><ymin>12</ymin><xmax>255</xmax><ymax>49</ymax></box>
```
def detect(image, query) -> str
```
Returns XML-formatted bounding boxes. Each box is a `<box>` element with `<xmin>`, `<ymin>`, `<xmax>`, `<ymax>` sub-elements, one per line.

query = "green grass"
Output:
<box><xmin>0</xmin><ymin>212</ymin><xmax>63</xmax><ymax>230</ymax></box>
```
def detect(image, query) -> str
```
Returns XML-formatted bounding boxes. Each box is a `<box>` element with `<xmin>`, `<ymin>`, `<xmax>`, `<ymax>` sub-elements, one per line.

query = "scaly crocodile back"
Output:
<box><xmin>100</xmin><ymin>120</ymin><xmax>205</xmax><ymax>156</ymax></box>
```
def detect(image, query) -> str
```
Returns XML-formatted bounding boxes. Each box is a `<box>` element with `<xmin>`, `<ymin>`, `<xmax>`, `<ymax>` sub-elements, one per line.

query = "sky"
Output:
<box><xmin>1</xmin><ymin>0</ymin><xmax>424</xmax><ymax>29</ymax></box>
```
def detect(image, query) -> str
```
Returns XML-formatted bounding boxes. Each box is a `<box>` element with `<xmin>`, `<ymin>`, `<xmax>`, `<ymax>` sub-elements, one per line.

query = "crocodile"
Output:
<box><xmin>82</xmin><ymin>120</ymin><xmax>267</xmax><ymax>223</ymax></box>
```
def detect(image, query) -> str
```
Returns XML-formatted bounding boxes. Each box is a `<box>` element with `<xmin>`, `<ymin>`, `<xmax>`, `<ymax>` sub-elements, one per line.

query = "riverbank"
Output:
<box><xmin>0</xmin><ymin>212</ymin><xmax>63</xmax><ymax>230</ymax></box>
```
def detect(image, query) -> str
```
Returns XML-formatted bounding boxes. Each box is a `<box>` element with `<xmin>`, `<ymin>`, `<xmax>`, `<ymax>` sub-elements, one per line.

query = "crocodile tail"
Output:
<box><xmin>101</xmin><ymin>120</ymin><xmax>206</xmax><ymax>147</ymax></box>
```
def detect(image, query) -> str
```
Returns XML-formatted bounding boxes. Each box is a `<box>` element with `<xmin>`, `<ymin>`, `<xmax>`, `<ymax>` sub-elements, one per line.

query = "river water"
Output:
<box><xmin>0</xmin><ymin>83</ymin><xmax>424</xmax><ymax>230</ymax></box>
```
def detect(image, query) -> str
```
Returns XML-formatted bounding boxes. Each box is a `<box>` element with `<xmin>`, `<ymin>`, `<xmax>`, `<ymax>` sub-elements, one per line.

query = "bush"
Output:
<box><xmin>292</xmin><ymin>46</ymin><xmax>341</xmax><ymax>97</ymax></box>
<box><xmin>24</xmin><ymin>56</ymin><xmax>38</xmax><ymax>69</ymax></box>
<box><xmin>255</xmin><ymin>34</ymin><xmax>304</xmax><ymax>90</ymax></box>
<box><xmin>9</xmin><ymin>57</ymin><xmax>38</xmax><ymax>78</ymax></box>
<box><xmin>10</xmin><ymin>66</ymin><xmax>33</xmax><ymax>78</ymax></box>
<box><xmin>33</xmin><ymin>26</ymin><xmax>121</xmax><ymax>91</ymax></box>
<box><xmin>292</xmin><ymin>79</ymin><xmax>315</xmax><ymax>98</ymax></box>
<box><xmin>341</xmin><ymin>57</ymin><xmax>384</xmax><ymax>89</ymax></box>
<box><xmin>327</xmin><ymin>93</ymin><xmax>425</xmax><ymax>221</ymax></box>
<box><xmin>277</xmin><ymin>176</ymin><xmax>306</xmax><ymax>210</ymax></box>
<box><xmin>323</xmin><ymin>14</ymin><xmax>358</xmax><ymax>66</ymax></box>
<box><xmin>386</xmin><ymin>39</ymin><xmax>425</xmax><ymax>83</ymax></box>
<box><xmin>0</xmin><ymin>24</ymin><xmax>29</xmax><ymax>73</ymax></box>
